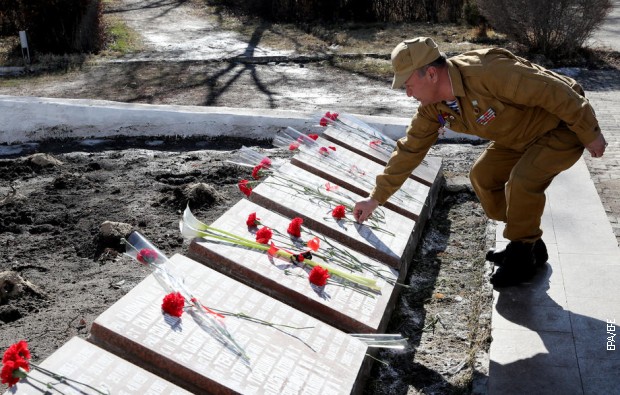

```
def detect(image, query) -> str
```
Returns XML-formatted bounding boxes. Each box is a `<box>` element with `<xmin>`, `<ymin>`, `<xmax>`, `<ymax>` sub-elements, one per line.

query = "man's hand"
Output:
<box><xmin>586</xmin><ymin>133</ymin><xmax>608</xmax><ymax>158</ymax></box>
<box><xmin>354</xmin><ymin>198</ymin><xmax>379</xmax><ymax>223</ymax></box>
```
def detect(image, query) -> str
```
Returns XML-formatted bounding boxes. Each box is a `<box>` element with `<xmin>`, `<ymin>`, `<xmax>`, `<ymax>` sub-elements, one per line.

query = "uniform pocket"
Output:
<box><xmin>530</xmin><ymin>128</ymin><xmax>584</xmax><ymax>174</ymax></box>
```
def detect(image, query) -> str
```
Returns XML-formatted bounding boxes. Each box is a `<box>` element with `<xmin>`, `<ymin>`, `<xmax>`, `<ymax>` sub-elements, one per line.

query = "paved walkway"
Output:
<box><xmin>488</xmin><ymin>158</ymin><xmax>620</xmax><ymax>394</ymax></box>
<box><xmin>582</xmin><ymin>70</ymin><xmax>620</xmax><ymax>247</ymax></box>
<box><xmin>588</xmin><ymin>0</ymin><xmax>620</xmax><ymax>51</ymax></box>
<box><xmin>487</xmin><ymin>3</ymin><xmax>620</xmax><ymax>390</ymax></box>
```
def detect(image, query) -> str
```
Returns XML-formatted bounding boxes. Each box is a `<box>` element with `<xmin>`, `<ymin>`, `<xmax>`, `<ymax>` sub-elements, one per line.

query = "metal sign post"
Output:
<box><xmin>19</xmin><ymin>31</ymin><xmax>30</xmax><ymax>64</ymax></box>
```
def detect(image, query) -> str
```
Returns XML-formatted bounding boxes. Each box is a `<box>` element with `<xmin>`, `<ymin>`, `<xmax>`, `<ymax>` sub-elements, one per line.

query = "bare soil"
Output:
<box><xmin>0</xmin><ymin>0</ymin><xmax>550</xmax><ymax>393</ymax></box>
<box><xmin>0</xmin><ymin>139</ymin><xmax>490</xmax><ymax>394</ymax></box>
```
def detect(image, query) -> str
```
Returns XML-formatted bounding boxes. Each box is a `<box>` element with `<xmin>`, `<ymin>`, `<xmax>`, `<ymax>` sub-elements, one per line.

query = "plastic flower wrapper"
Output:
<box><xmin>1</xmin><ymin>340</ymin><xmax>109</xmax><ymax>393</ymax></box>
<box><xmin>180</xmin><ymin>205</ymin><xmax>381</xmax><ymax>291</ymax></box>
<box><xmin>123</xmin><ymin>231</ymin><xmax>250</xmax><ymax>361</ymax></box>
<box><xmin>317</xmin><ymin>110</ymin><xmax>428</xmax><ymax>167</ymax></box>
<box><xmin>273</xmin><ymin>127</ymin><xmax>421</xmax><ymax>206</ymax></box>
<box><xmin>226</xmin><ymin>146</ymin><xmax>287</xmax><ymax>172</ymax></box>
<box><xmin>350</xmin><ymin>334</ymin><xmax>408</xmax><ymax>349</ymax></box>
<box><xmin>318</xmin><ymin>110</ymin><xmax>397</xmax><ymax>148</ymax></box>
<box><xmin>273</xmin><ymin>127</ymin><xmax>370</xmax><ymax>181</ymax></box>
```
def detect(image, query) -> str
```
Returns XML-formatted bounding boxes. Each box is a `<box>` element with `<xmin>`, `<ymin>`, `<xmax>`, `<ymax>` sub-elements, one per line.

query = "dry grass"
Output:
<box><xmin>0</xmin><ymin>36</ymin><xmax>22</xmax><ymax>66</ymax></box>
<box><xmin>198</xmin><ymin>4</ymin><xmax>509</xmax><ymax>80</ymax></box>
<box><xmin>208</xmin><ymin>8</ymin><xmax>503</xmax><ymax>56</ymax></box>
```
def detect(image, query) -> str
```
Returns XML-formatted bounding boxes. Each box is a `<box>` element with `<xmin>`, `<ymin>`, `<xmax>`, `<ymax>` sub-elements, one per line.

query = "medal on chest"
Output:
<box><xmin>438</xmin><ymin>112</ymin><xmax>452</xmax><ymax>128</ymax></box>
<box><xmin>476</xmin><ymin>107</ymin><xmax>496</xmax><ymax>125</ymax></box>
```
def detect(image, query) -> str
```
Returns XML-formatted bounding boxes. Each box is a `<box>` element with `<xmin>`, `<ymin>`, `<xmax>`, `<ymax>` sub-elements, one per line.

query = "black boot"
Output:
<box><xmin>486</xmin><ymin>239</ymin><xmax>548</xmax><ymax>267</ymax></box>
<box><xmin>490</xmin><ymin>241</ymin><xmax>537</xmax><ymax>288</ymax></box>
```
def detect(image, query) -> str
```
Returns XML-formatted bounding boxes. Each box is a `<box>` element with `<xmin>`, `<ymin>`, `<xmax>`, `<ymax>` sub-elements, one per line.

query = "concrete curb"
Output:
<box><xmin>0</xmin><ymin>95</ymin><xmax>480</xmax><ymax>145</ymax></box>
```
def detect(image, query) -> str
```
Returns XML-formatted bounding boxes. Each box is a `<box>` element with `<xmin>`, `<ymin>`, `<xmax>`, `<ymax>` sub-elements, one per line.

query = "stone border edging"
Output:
<box><xmin>0</xmin><ymin>95</ymin><xmax>480</xmax><ymax>145</ymax></box>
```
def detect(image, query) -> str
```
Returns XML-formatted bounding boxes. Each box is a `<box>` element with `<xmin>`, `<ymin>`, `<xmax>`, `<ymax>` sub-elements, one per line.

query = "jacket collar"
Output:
<box><xmin>446</xmin><ymin>59</ymin><xmax>465</xmax><ymax>98</ymax></box>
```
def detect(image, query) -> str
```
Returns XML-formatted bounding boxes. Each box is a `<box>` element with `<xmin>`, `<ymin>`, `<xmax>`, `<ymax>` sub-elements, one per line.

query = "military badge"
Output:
<box><xmin>438</xmin><ymin>112</ymin><xmax>451</xmax><ymax>128</ymax></box>
<box><xmin>476</xmin><ymin>108</ymin><xmax>496</xmax><ymax>125</ymax></box>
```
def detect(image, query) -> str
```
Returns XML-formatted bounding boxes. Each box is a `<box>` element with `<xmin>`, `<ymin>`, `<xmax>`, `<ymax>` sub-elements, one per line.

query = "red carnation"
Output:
<box><xmin>289</xmin><ymin>142</ymin><xmax>300</xmax><ymax>150</ymax></box>
<box><xmin>307</xmin><ymin>237</ymin><xmax>320</xmax><ymax>251</ymax></box>
<box><xmin>308</xmin><ymin>134</ymin><xmax>319</xmax><ymax>140</ymax></box>
<box><xmin>319</xmin><ymin>146</ymin><xmax>330</xmax><ymax>156</ymax></box>
<box><xmin>332</xmin><ymin>205</ymin><xmax>346</xmax><ymax>219</ymax></box>
<box><xmin>319</xmin><ymin>117</ymin><xmax>330</xmax><ymax>127</ymax></box>
<box><xmin>2</xmin><ymin>341</ymin><xmax>30</xmax><ymax>364</ymax></box>
<box><xmin>287</xmin><ymin>217</ymin><xmax>303</xmax><ymax>238</ymax></box>
<box><xmin>255</xmin><ymin>227</ymin><xmax>273</xmax><ymax>244</ymax></box>
<box><xmin>260</xmin><ymin>157</ymin><xmax>272</xmax><ymax>168</ymax></box>
<box><xmin>252</xmin><ymin>164</ymin><xmax>264</xmax><ymax>180</ymax></box>
<box><xmin>1</xmin><ymin>341</ymin><xmax>31</xmax><ymax>387</ymax></box>
<box><xmin>238</xmin><ymin>179</ymin><xmax>253</xmax><ymax>197</ymax></box>
<box><xmin>267</xmin><ymin>242</ymin><xmax>279</xmax><ymax>256</ymax></box>
<box><xmin>329</xmin><ymin>146</ymin><xmax>336</xmax><ymax>151</ymax></box>
<box><xmin>162</xmin><ymin>292</ymin><xmax>185</xmax><ymax>317</ymax></box>
<box><xmin>136</xmin><ymin>248</ymin><xmax>158</xmax><ymax>265</ymax></box>
<box><xmin>246</xmin><ymin>212</ymin><xmax>260</xmax><ymax>227</ymax></box>
<box><xmin>1</xmin><ymin>359</ymin><xmax>29</xmax><ymax>387</ymax></box>
<box><xmin>325</xmin><ymin>182</ymin><xmax>339</xmax><ymax>192</ymax></box>
<box><xmin>309</xmin><ymin>266</ymin><xmax>330</xmax><ymax>287</ymax></box>
<box><xmin>328</xmin><ymin>112</ymin><xmax>339</xmax><ymax>120</ymax></box>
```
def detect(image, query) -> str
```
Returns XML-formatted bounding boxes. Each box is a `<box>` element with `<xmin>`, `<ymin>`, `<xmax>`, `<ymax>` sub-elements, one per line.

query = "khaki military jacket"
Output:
<box><xmin>371</xmin><ymin>48</ymin><xmax>601</xmax><ymax>204</ymax></box>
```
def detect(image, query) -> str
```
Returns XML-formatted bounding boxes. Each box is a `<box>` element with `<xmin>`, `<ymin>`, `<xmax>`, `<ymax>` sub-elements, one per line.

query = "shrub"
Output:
<box><xmin>208</xmin><ymin>0</ymin><xmax>465</xmax><ymax>23</ymax></box>
<box><xmin>463</xmin><ymin>1</ymin><xmax>488</xmax><ymax>38</ymax></box>
<box><xmin>0</xmin><ymin>0</ymin><xmax>104</xmax><ymax>55</ymax></box>
<box><xmin>476</xmin><ymin>0</ymin><xmax>613</xmax><ymax>58</ymax></box>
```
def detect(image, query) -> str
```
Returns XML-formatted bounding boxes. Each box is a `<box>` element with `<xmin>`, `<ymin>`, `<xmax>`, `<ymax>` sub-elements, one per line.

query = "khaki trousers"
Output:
<box><xmin>469</xmin><ymin>126</ymin><xmax>584</xmax><ymax>242</ymax></box>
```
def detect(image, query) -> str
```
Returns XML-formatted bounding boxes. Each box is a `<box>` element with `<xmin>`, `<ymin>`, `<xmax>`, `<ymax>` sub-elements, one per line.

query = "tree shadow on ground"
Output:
<box><xmin>202</xmin><ymin>22</ymin><xmax>278</xmax><ymax>107</ymax></box>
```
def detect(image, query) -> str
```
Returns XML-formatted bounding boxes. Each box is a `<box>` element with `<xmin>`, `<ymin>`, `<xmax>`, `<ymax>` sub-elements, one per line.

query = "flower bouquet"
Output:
<box><xmin>226</xmin><ymin>146</ymin><xmax>287</xmax><ymax>172</ymax></box>
<box><xmin>1</xmin><ymin>340</ymin><xmax>109</xmax><ymax>393</ymax></box>
<box><xmin>250</xmin><ymin>209</ymin><xmax>398</xmax><ymax>291</ymax></box>
<box><xmin>184</xmin><ymin>209</ymin><xmax>411</xmax><ymax>351</ymax></box>
<box><xmin>180</xmin><ymin>206</ymin><xmax>381</xmax><ymax>291</ymax></box>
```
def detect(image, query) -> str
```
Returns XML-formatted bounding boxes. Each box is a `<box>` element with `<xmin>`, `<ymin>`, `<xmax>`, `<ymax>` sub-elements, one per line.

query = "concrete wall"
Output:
<box><xmin>0</xmin><ymin>95</ymin><xmax>479</xmax><ymax>144</ymax></box>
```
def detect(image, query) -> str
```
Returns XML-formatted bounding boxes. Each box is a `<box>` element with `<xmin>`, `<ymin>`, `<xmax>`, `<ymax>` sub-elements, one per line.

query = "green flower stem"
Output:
<box><xmin>296</xmin><ymin>148</ymin><xmax>421</xmax><ymax>205</ymax></box>
<box><xmin>213</xmin><ymin>310</ymin><xmax>314</xmax><ymax>330</ymax></box>
<box><xmin>364</xmin><ymin>353</ymin><xmax>390</xmax><ymax>367</ymax></box>
<box><xmin>186</xmin><ymin>224</ymin><xmax>380</xmax><ymax>291</ymax></box>
<box><xmin>323</xmin><ymin>216</ymin><xmax>395</xmax><ymax>237</ymax></box>
<box><xmin>252</xmin><ymin>172</ymin><xmax>388</xmax><ymax>225</ymax></box>
<box><xmin>21</xmin><ymin>364</ymin><xmax>110</xmax><ymax>394</ymax></box>
<box><xmin>183</xmin><ymin>209</ymin><xmax>380</xmax><ymax>290</ymax></box>
<box><xmin>324</xmin><ymin>280</ymin><xmax>376</xmax><ymax>298</ymax></box>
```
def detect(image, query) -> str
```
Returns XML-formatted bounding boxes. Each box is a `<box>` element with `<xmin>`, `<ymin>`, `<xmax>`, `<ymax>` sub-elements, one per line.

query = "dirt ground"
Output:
<box><xmin>0</xmin><ymin>1</ymin><xmax>546</xmax><ymax>393</ymax></box>
<box><xmin>0</xmin><ymin>139</ymin><xmax>490</xmax><ymax>394</ymax></box>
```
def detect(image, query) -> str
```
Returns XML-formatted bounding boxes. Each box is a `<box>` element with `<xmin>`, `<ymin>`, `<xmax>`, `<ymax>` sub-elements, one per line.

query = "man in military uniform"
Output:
<box><xmin>353</xmin><ymin>37</ymin><xmax>608</xmax><ymax>287</ymax></box>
